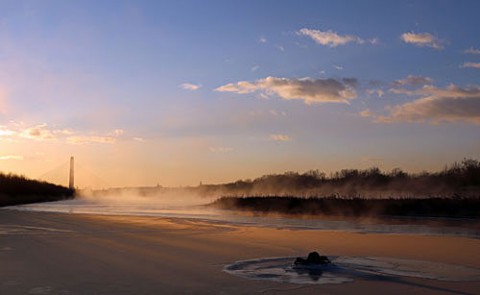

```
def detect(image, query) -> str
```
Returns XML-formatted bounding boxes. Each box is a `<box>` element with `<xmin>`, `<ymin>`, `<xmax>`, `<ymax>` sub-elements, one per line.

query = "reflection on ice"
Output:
<box><xmin>224</xmin><ymin>256</ymin><xmax>480</xmax><ymax>285</ymax></box>
<box><xmin>4</xmin><ymin>195</ymin><xmax>480</xmax><ymax>239</ymax></box>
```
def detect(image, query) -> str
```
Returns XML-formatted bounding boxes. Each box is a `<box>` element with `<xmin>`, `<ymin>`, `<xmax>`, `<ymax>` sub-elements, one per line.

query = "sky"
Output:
<box><xmin>0</xmin><ymin>0</ymin><xmax>479</xmax><ymax>188</ymax></box>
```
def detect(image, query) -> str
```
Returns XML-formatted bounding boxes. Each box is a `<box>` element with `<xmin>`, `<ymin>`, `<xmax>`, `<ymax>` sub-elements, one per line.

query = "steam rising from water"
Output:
<box><xmin>6</xmin><ymin>188</ymin><xmax>219</xmax><ymax>219</ymax></box>
<box><xmin>78</xmin><ymin>188</ymin><xmax>214</xmax><ymax>209</ymax></box>
<box><xmin>5</xmin><ymin>188</ymin><xmax>479</xmax><ymax>238</ymax></box>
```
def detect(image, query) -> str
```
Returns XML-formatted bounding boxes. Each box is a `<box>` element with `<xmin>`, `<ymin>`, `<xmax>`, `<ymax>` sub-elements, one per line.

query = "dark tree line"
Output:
<box><xmin>0</xmin><ymin>173</ymin><xmax>74</xmax><ymax>207</ymax></box>
<box><xmin>199</xmin><ymin>158</ymin><xmax>480</xmax><ymax>198</ymax></box>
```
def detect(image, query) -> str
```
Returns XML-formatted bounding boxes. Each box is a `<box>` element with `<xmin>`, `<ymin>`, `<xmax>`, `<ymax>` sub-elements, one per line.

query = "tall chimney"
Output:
<box><xmin>69</xmin><ymin>156</ymin><xmax>74</xmax><ymax>189</ymax></box>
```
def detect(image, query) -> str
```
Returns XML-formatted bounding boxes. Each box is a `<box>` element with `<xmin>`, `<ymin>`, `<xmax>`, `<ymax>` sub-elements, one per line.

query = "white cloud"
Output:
<box><xmin>461</xmin><ymin>62</ymin><xmax>480</xmax><ymax>69</ymax></box>
<box><xmin>392</xmin><ymin>75</ymin><xmax>433</xmax><ymax>87</ymax></box>
<box><xmin>298</xmin><ymin>28</ymin><xmax>365</xmax><ymax>47</ymax></box>
<box><xmin>259</xmin><ymin>37</ymin><xmax>267</xmax><ymax>43</ymax></box>
<box><xmin>333</xmin><ymin>65</ymin><xmax>343</xmax><ymax>70</ymax></box>
<box><xmin>400</xmin><ymin>32</ymin><xmax>444</xmax><ymax>49</ymax></box>
<box><xmin>251</xmin><ymin>65</ymin><xmax>260</xmax><ymax>72</ymax></box>
<box><xmin>269</xmin><ymin>134</ymin><xmax>291</xmax><ymax>142</ymax></box>
<box><xmin>0</xmin><ymin>126</ymin><xmax>16</xmax><ymax>137</ymax></box>
<box><xmin>180</xmin><ymin>83</ymin><xmax>201</xmax><ymax>91</ymax></box>
<box><xmin>366</xmin><ymin>89</ymin><xmax>384</xmax><ymax>97</ymax></box>
<box><xmin>216</xmin><ymin>76</ymin><xmax>357</xmax><ymax>104</ymax></box>
<box><xmin>371</xmin><ymin>84</ymin><xmax>480</xmax><ymax>124</ymax></box>
<box><xmin>0</xmin><ymin>125</ymin><xmax>18</xmax><ymax>142</ymax></box>
<box><xmin>0</xmin><ymin>155</ymin><xmax>23</xmax><ymax>160</ymax></box>
<box><xmin>464</xmin><ymin>47</ymin><xmax>480</xmax><ymax>55</ymax></box>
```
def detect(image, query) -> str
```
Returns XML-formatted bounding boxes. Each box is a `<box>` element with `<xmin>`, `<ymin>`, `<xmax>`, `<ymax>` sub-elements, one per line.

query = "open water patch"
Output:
<box><xmin>224</xmin><ymin>256</ymin><xmax>480</xmax><ymax>285</ymax></box>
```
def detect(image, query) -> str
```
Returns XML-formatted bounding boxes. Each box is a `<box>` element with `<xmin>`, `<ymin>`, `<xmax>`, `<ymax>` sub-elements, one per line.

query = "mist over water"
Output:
<box><xmin>15</xmin><ymin>188</ymin><xmax>219</xmax><ymax>219</ymax></box>
<box><xmin>4</xmin><ymin>188</ymin><xmax>479</xmax><ymax>239</ymax></box>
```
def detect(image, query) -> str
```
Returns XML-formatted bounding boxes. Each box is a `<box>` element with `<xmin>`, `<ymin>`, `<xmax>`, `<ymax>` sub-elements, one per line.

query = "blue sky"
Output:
<box><xmin>0</xmin><ymin>0</ymin><xmax>479</xmax><ymax>187</ymax></box>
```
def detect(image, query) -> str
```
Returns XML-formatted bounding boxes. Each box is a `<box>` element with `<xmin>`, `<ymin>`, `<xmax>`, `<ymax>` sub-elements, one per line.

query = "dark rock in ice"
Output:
<box><xmin>294</xmin><ymin>251</ymin><xmax>331</xmax><ymax>266</ymax></box>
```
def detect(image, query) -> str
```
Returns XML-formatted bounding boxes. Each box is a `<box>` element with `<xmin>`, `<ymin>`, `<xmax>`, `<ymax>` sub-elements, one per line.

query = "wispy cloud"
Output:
<box><xmin>248</xmin><ymin>109</ymin><xmax>287</xmax><ymax>118</ymax></box>
<box><xmin>259</xmin><ymin>37</ymin><xmax>267</xmax><ymax>43</ymax></box>
<box><xmin>400</xmin><ymin>32</ymin><xmax>444</xmax><ymax>49</ymax></box>
<box><xmin>269</xmin><ymin>134</ymin><xmax>291</xmax><ymax>142</ymax></box>
<box><xmin>298</xmin><ymin>28</ymin><xmax>369</xmax><ymax>47</ymax></box>
<box><xmin>66</xmin><ymin>135</ymin><xmax>116</xmax><ymax>144</ymax></box>
<box><xmin>111</xmin><ymin>129</ymin><xmax>124</xmax><ymax>136</ymax></box>
<box><xmin>464</xmin><ymin>47</ymin><xmax>480</xmax><ymax>55</ymax></box>
<box><xmin>269</xmin><ymin>109</ymin><xmax>287</xmax><ymax>116</ymax></box>
<box><xmin>180</xmin><ymin>83</ymin><xmax>201</xmax><ymax>91</ymax></box>
<box><xmin>0</xmin><ymin>122</ymin><xmax>127</xmax><ymax>144</ymax></box>
<box><xmin>66</xmin><ymin>128</ymin><xmax>124</xmax><ymax>144</ymax></box>
<box><xmin>368</xmin><ymin>84</ymin><xmax>480</xmax><ymax>124</ymax></box>
<box><xmin>392</xmin><ymin>75</ymin><xmax>433</xmax><ymax>87</ymax></box>
<box><xmin>0</xmin><ymin>155</ymin><xmax>23</xmax><ymax>160</ymax></box>
<box><xmin>216</xmin><ymin>76</ymin><xmax>357</xmax><ymax>104</ymax></box>
<box><xmin>461</xmin><ymin>62</ymin><xmax>480</xmax><ymax>69</ymax></box>
<box><xmin>0</xmin><ymin>125</ymin><xmax>16</xmax><ymax>137</ymax></box>
<box><xmin>366</xmin><ymin>89</ymin><xmax>384</xmax><ymax>98</ymax></box>
<box><xmin>368</xmin><ymin>38</ymin><xmax>380</xmax><ymax>45</ymax></box>
<box><xmin>251</xmin><ymin>65</ymin><xmax>260</xmax><ymax>72</ymax></box>
<box><xmin>360</xmin><ymin>109</ymin><xmax>374</xmax><ymax>118</ymax></box>
<box><xmin>19</xmin><ymin>124</ymin><xmax>72</xmax><ymax>141</ymax></box>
